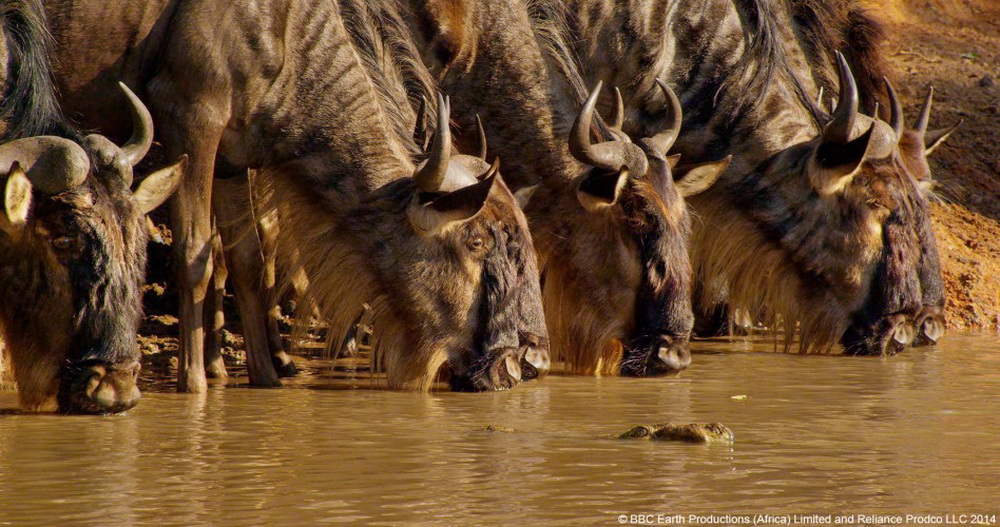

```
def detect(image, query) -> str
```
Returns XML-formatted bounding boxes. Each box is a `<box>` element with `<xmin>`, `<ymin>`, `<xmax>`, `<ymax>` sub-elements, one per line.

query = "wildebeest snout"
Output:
<box><xmin>656</xmin><ymin>337</ymin><xmax>692</xmax><ymax>374</ymax></box>
<box><xmin>58</xmin><ymin>361</ymin><xmax>141</xmax><ymax>414</ymax></box>
<box><xmin>912</xmin><ymin>306</ymin><xmax>945</xmax><ymax>347</ymax></box>
<box><xmin>622</xmin><ymin>334</ymin><xmax>691</xmax><ymax>377</ymax></box>
<box><xmin>451</xmin><ymin>347</ymin><xmax>523</xmax><ymax>392</ymax></box>
<box><xmin>520</xmin><ymin>332</ymin><xmax>550</xmax><ymax>381</ymax></box>
<box><xmin>843</xmin><ymin>313</ymin><xmax>916</xmax><ymax>356</ymax></box>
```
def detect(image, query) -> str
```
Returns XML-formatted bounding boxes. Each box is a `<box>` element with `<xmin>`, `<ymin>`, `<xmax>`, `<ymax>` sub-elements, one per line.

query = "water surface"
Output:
<box><xmin>1</xmin><ymin>334</ymin><xmax>998</xmax><ymax>524</ymax></box>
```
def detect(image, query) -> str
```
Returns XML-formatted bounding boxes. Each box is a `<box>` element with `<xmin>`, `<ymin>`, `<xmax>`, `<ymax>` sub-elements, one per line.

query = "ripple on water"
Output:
<box><xmin>0</xmin><ymin>333</ymin><xmax>998</xmax><ymax>523</ymax></box>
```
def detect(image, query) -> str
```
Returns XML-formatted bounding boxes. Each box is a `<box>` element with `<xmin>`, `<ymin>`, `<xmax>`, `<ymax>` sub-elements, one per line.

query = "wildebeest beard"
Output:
<box><xmin>619</xmin><ymin>181</ymin><xmax>695</xmax><ymax>377</ymax></box>
<box><xmin>842</xmin><ymin>169</ymin><xmax>924</xmax><ymax>356</ymax></box>
<box><xmin>451</xmin><ymin>222</ymin><xmax>547</xmax><ymax>391</ymax></box>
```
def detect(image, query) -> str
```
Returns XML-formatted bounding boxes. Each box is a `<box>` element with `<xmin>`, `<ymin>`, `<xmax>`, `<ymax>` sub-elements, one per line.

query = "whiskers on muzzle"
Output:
<box><xmin>57</xmin><ymin>358</ymin><xmax>141</xmax><ymax>414</ymax></box>
<box><xmin>451</xmin><ymin>347</ymin><xmax>524</xmax><ymax>392</ymax></box>
<box><xmin>621</xmin><ymin>334</ymin><xmax>691</xmax><ymax>377</ymax></box>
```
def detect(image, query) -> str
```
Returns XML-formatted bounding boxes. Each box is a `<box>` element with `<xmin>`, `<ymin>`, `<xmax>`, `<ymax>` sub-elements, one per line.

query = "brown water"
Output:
<box><xmin>1</xmin><ymin>334</ymin><xmax>998</xmax><ymax>525</ymax></box>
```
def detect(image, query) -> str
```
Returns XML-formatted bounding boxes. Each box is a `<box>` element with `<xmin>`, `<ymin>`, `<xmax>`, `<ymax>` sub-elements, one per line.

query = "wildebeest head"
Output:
<box><xmin>530</xmin><ymin>81</ymin><xmax>728</xmax><ymax>376</ymax></box>
<box><xmin>0</xmin><ymin>83</ymin><xmax>183</xmax><ymax>412</ymax></box>
<box><xmin>701</xmin><ymin>53</ymin><xmax>953</xmax><ymax>356</ymax></box>
<box><xmin>313</xmin><ymin>94</ymin><xmax>547</xmax><ymax>392</ymax></box>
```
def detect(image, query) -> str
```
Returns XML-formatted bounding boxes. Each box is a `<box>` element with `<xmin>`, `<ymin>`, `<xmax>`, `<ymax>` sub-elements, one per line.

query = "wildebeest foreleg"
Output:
<box><xmin>155</xmin><ymin>98</ymin><xmax>222</xmax><ymax>394</ymax></box>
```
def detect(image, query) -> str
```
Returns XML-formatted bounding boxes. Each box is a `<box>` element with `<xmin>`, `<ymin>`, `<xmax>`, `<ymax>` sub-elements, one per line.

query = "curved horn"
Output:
<box><xmin>0</xmin><ymin>136</ymin><xmax>90</xmax><ymax>194</ymax></box>
<box><xmin>911</xmin><ymin>86</ymin><xmax>961</xmax><ymax>155</ymax></box>
<box><xmin>824</xmin><ymin>51</ymin><xmax>859</xmax><ymax>144</ymax></box>
<box><xmin>118</xmin><ymin>82</ymin><xmax>154</xmax><ymax>167</ymax></box>
<box><xmin>884</xmin><ymin>77</ymin><xmax>904</xmax><ymax>140</ymax></box>
<box><xmin>610</xmin><ymin>87</ymin><xmax>625</xmax><ymax>131</ymax></box>
<box><xmin>413</xmin><ymin>92</ymin><xmax>452</xmax><ymax>192</ymax></box>
<box><xmin>569</xmin><ymin>81</ymin><xmax>605</xmax><ymax>166</ymax></box>
<box><xmin>475</xmin><ymin>114</ymin><xmax>487</xmax><ymax>161</ymax></box>
<box><xmin>570</xmin><ymin>82</ymin><xmax>648</xmax><ymax>175</ymax></box>
<box><xmin>645</xmin><ymin>78</ymin><xmax>683</xmax><ymax>154</ymax></box>
<box><xmin>914</xmin><ymin>86</ymin><xmax>933</xmax><ymax>135</ymax></box>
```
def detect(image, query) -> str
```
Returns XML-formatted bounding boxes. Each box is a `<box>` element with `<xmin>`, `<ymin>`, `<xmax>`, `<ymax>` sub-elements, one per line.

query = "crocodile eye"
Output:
<box><xmin>52</xmin><ymin>236</ymin><xmax>76</xmax><ymax>251</ymax></box>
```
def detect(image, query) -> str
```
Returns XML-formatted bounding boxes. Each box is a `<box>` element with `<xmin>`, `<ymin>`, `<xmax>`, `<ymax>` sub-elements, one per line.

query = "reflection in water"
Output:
<box><xmin>0</xmin><ymin>334</ymin><xmax>998</xmax><ymax>523</ymax></box>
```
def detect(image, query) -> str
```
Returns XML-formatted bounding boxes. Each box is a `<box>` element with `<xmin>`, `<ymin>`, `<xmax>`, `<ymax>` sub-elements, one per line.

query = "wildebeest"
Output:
<box><xmin>44</xmin><ymin>0</ymin><xmax>548</xmax><ymax>391</ymax></box>
<box><xmin>403</xmin><ymin>0</ymin><xmax>728</xmax><ymax>375</ymax></box>
<box><xmin>552</xmin><ymin>0</ymin><xmax>957</xmax><ymax>355</ymax></box>
<box><xmin>0</xmin><ymin>0</ymin><xmax>182</xmax><ymax>412</ymax></box>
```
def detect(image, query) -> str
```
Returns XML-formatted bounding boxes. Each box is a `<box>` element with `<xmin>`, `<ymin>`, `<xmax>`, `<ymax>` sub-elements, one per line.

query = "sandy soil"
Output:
<box><xmin>863</xmin><ymin>0</ymin><xmax>1000</xmax><ymax>329</ymax></box>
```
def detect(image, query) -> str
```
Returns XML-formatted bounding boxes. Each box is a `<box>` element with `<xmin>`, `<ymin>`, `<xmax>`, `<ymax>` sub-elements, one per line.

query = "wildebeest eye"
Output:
<box><xmin>52</xmin><ymin>236</ymin><xmax>76</xmax><ymax>251</ymax></box>
<box><xmin>467</xmin><ymin>237</ymin><xmax>486</xmax><ymax>252</ymax></box>
<box><xmin>626</xmin><ymin>216</ymin><xmax>644</xmax><ymax>229</ymax></box>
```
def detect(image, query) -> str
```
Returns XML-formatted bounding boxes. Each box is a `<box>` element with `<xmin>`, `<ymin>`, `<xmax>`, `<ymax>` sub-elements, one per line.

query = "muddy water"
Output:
<box><xmin>1</xmin><ymin>334</ymin><xmax>998</xmax><ymax>525</ymax></box>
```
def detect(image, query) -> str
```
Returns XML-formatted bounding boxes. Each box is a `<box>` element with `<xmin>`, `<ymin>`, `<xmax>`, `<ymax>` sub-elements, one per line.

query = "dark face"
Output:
<box><xmin>530</xmin><ymin>158</ymin><xmax>694</xmax><ymax>377</ymax></box>
<box><xmin>1</xmin><ymin>174</ymin><xmax>145</xmax><ymax>413</ymax></box>
<box><xmin>736</xmin><ymin>132</ymin><xmax>942</xmax><ymax>357</ymax></box>
<box><xmin>346</xmin><ymin>176</ymin><xmax>548</xmax><ymax>392</ymax></box>
<box><xmin>48</xmin><ymin>178</ymin><xmax>147</xmax><ymax>412</ymax></box>
<box><xmin>450</xmin><ymin>208</ymin><xmax>550</xmax><ymax>391</ymax></box>
<box><xmin>1</xmin><ymin>147</ymin><xmax>181</xmax><ymax>413</ymax></box>
<box><xmin>839</xmin><ymin>157</ymin><xmax>939</xmax><ymax>356</ymax></box>
<box><xmin>618</xmin><ymin>157</ymin><xmax>694</xmax><ymax>376</ymax></box>
<box><xmin>897</xmin><ymin>131</ymin><xmax>946</xmax><ymax>347</ymax></box>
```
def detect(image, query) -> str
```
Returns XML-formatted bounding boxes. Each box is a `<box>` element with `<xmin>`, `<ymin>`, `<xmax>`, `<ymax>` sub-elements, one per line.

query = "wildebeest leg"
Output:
<box><xmin>212</xmin><ymin>174</ymin><xmax>281</xmax><ymax>387</ymax></box>
<box><xmin>204</xmin><ymin>221</ymin><xmax>229</xmax><ymax>380</ymax></box>
<box><xmin>161</xmin><ymin>129</ymin><xmax>216</xmax><ymax>394</ymax></box>
<box><xmin>257</xmin><ymin>206</ymin><xmax>297</xmax><ymax>377</ymax></box>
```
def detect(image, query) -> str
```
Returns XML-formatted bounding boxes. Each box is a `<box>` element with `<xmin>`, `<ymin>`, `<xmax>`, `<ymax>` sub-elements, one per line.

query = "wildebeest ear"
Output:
<box><xmin>409</xmin><ymin>161</ymin><xmax>498</xmax><ymax>235</ymax></box>
<box><xmin>2</xmin><ymin>162</ymin><xmax>33</xmax><ymax>231</ymax></box>
<box><xmin>577</xmin><ymin>169</ymin><xmax>628</xmax><ymax>212</ymax></box>
<box><xmin>674</xmin><ymin>155</ymin><xmax>731</xmax><ymax>197</ymax></box>
<box><xmin>411</xmin><ymin>0</ymin><xmax>468</xmax><ymax>66</ymax></box>
<box><xmin>513</xmin><ymin>184</ymin><xmax>538</xmax><ymax>209</ymax></box>
<box><xmin>917</xmin><ymin>179</ymin><xmax>937</xmax><ymax>195</ymax></box>
<box><xmin>666</xmin><ymin>154</ymin><xmax>681</xmax><ymax>169</ymax></box>
<box><xmin>133</xmin><ymin>155</ymin><xmax>187</xmax><ymax>214</ymax></box>
<box><xmin>811</xmin><ymin>124</ymin><xmax>875</xmax><ymax>195</ymax></box>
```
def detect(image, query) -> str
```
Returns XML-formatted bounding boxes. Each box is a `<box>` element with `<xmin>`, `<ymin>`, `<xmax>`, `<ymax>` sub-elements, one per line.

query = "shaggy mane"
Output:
<box><xmin>525</xmin><ymin>0</ymin><xmax>614</xmax><ymax>141</ymax></box>
<box><xmin>338</xmin><ymin>0</ymin><xmax>437</xmax><ymax>158</ymax></box>
<box><xmin>788</xmin><ymin>0</ymin><xmax>889</xmax><ymax>117</ymax></box>
<box><xmin>0</xmin><ymin>0</ymin><xmax>78</xmax><ymax>141</ymax></box>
